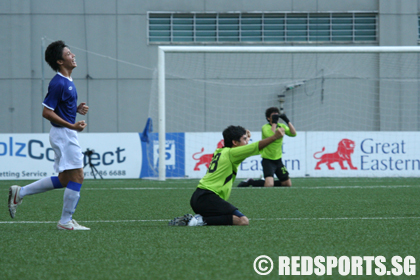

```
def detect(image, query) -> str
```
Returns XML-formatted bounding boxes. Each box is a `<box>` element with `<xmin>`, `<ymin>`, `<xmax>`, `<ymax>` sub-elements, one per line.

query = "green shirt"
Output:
<box><xmin>260</xmin><ymin>123</ymin><xmax>296</xmax><ymax>160</ymax></box>
<box><xmin>197</xmin><ymin>141</ymin><xmax>260</xmax><ymax>201</ymax></box>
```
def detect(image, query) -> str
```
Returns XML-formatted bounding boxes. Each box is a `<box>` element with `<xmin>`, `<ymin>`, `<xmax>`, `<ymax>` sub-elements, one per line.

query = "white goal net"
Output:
<box><xmin>147</xmin><ymin>46</ymin><xmax>420</xmax><ymax>180</ymax></box>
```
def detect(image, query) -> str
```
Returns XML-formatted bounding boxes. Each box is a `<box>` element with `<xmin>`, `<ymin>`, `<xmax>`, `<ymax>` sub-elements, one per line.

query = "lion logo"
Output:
<box><xmin>314</xmin><ymin>138</ymin><xmax>358</xmax><ymax>170</ymax></box>
<box><xmin>192</xmin><ymin>140</ymin><xmax>224</xmax><ymax>171</ymax></box>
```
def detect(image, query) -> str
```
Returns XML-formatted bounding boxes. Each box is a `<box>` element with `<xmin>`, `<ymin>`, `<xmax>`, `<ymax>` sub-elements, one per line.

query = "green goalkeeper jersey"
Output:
<box><xmin>260</xmin><ymin>123</ymin><xmax>296</xmax><ymax>160</ymax></box>
<box><xmin>197</xmin><ymin>141</ymin><xmax>260</xmax><ymax>201</ymax></box>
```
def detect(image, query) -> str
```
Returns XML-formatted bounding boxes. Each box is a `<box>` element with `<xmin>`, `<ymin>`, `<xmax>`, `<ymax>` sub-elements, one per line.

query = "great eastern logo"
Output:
<box><xmin>314</xmin><ymin>138</ymin><xmax>358</xmax><ymax>170</ymax></box>
<box><xmin>192</xmin><ymin>140</ymin><xmax>224</xmax><ymax>171</ymax></box>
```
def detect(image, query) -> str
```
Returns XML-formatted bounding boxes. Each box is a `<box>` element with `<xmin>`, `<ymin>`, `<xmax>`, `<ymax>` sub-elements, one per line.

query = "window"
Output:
<box><xmin>148</xmin><ymin>12</ymin><xmax>377</xmax><ymax>44</ymax></box>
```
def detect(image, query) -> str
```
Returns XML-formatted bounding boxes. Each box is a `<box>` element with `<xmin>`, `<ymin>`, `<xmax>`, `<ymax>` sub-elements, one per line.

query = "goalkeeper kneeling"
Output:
<box><xmin>169</xmin><ymin>125</ymin><xmax>284</xmax><ymax>226</ymax></box>
<box><xmin>238</xmin><ymin>107</ymin><xmax>297</xmax><ymax>188</ymax></box>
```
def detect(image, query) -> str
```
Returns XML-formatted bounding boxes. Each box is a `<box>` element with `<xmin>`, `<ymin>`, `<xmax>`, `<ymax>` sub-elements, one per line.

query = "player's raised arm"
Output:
<box><xmin>280</xmin><ymin>113</ymin><xmax>297</xmax><ymax>136</ymax></box>
<box><xmin>258</xmin><ymin>127</ymin><xmax>285</xmax><ymax>150</ymax></box>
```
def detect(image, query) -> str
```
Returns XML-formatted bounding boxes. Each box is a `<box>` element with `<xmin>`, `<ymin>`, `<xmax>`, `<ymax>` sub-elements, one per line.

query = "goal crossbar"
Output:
<box><xmin>159</xmin><ymin>46</ymin><xmax>420</xmax><ymax>53</ymax></box>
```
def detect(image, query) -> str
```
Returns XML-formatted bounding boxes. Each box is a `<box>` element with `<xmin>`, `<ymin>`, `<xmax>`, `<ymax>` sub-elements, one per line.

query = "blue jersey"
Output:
<box><xmin>42</xmin><ymin>73</ymin><xmax>78</xmax><ymax>127</ymax></box>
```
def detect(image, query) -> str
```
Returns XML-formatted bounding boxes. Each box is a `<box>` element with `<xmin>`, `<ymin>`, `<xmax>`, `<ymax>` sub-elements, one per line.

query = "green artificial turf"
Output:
<box><xmin>1</xmin><ymin>178</ymin><xmax>419</xmax><ymax>279</ymax></box>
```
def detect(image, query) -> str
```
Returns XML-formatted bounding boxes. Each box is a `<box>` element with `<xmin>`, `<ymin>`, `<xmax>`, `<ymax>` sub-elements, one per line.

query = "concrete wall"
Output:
<box><xmin>0</xmin><ymin>0</ymin><xmax>419</xmax><ymax>134</ymax></box>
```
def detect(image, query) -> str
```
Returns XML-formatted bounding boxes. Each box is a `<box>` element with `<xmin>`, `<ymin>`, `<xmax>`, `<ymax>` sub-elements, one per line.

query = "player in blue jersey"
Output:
<box><xmin>8</xmin><ymin>40</ymin><xmax>90</xmax><ymax>230</ymax></box>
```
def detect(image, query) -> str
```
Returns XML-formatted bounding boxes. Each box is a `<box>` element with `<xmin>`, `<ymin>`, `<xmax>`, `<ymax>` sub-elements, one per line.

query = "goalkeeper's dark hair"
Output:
<box><xmin>223</xmin><ymin>125</ymin><xmax>247</xmax><ymax>148</ymax></box>
<box><xmin>265</xmin><ymin>107</ymin><xmax>280</xmax><ymax>120</ymax></box>
<box><xmin>45</xmin><ymin>40</ymin><xmax>68</xmax><ymax>72</ymax></box>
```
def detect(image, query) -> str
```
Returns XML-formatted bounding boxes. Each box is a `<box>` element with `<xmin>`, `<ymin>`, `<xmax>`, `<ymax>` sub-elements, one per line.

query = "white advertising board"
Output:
<box><xmin>1</xmin><ymin>131</ymin><xmax>418</xmax><ymax>180</ymax></box>
<box><xmin>0</xmin><ymin>133</ymin><xmax>142</xmax><ymax>180</ymax></box>
<box><xmin>306</xmin><ymin>132</ymin><xmax>420</xmax><ymax>177</ymax></box>
<box><xmin>78</xmin><ymin>133</ymin><xmax>142</xmax><ymax>179</ymax></box>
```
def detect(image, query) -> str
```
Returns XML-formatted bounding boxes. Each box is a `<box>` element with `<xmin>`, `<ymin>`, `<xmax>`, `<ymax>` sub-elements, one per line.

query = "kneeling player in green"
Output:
<box><xmin>169</xmin><ymin>125</ymin><xmax>285</xmax><ymax>226</ymax></box>
<box><xmin>237</xmin><ymin>107</ymin><xmax>297</xmax><ymax>187</ymax></box>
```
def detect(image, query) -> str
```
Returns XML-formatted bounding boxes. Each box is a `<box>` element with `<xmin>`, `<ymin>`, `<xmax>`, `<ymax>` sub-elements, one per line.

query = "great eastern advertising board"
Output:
<box><xmin>185</xmin><ymin>131</ymin><xmax>306</xmax><ymax>179</ymax></box>
<box><xmin>185</xmin><ymin>131</ymin><xmax>420</xmax><ymax>178</ymax></box>
<box><xmin>306</xmin><ymin>132</ymin><xmax>419</xmax><ymax>177</ymax></box>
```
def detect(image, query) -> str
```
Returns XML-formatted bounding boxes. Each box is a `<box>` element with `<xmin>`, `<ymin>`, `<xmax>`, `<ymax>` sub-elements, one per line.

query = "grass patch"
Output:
<box><xmin>1</xmin><ymin>178</ymin><xmax>419</xmax><ymax>279</ymax></box>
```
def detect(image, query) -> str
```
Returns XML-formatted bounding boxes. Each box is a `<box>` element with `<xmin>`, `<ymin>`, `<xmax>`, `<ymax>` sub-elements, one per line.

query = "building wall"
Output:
<box><xmin>0</xmin><ymin>0</ymin><xmax>418</xmax><ymax>133</ymax></box>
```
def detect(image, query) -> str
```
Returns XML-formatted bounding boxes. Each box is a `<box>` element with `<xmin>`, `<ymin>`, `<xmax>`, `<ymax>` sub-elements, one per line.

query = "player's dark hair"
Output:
<box><xmin>265</xmin><ymin>107</ymin><xmax>280</xmax><ymax>121</ymax></box>
<box><xmin>45</xmin><ymin>40</ymin><xmax>68</xmax><ymax>72</ymax></box>
<box><xmin>223</xmin><ymin>125</ymin><xmax>246</xmax><ymax>148</ymax></box>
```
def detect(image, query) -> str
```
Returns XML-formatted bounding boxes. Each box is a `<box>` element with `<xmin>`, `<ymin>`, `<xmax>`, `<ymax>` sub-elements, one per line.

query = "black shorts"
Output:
<box><xmin>190</xmin><ymin>188</ymin><xmax>238</xmax><ymax>217</ymax></box>
<box><xmin>262</xmin><ymin>158</ymin><xmax>290</xmax><ymax>182</ymax></box>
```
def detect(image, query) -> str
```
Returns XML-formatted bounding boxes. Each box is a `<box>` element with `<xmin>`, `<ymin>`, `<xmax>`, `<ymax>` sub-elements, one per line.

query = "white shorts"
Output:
<box><xmin>49</xmin><ymin>126</ymin><xmax>84</xmax><ymax>173</ymax></box>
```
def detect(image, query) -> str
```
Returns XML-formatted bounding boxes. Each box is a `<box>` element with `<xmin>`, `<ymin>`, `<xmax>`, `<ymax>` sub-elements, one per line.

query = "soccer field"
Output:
<box><xmin>1</xmin><ymin>177</ymin><xmax>419</xmax><ymax>279</ymax></box>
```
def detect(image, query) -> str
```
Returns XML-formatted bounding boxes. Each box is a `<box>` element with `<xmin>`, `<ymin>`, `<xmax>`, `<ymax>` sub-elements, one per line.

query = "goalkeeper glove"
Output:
<box><xmin>271</xmin><ymin>114</ymin><xmax>279</xmax><ymax>125</ymax></box>
<box><xmin>279</xmin><ymin>114</ymin><xmax>290</xmax><ymax>124</ymax></box>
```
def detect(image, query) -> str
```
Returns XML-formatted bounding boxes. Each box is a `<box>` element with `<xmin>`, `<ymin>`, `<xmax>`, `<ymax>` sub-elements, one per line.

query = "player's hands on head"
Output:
<box><xmin>274</xmin><ymin>127</ymin><xmax>285</xmax><ymax>139</ymax></box>
<box><xmin>279</xmin><ymin>113</ymin><xmax>290</xmax><ymax>124</ymax></box>
<box><xmin>74</xmin><ymin>120</ymin><xmax>87</xmax><ymax>132</ymax></box>
<box><xmin>77</xmin><ymin>102</ymin><xmax>89</xmax><ymax>115</ymax></box>
<box><xmin>271</xmin><ymin>114</ymin><xmax>279</xmax><ymax>125</ymax></box>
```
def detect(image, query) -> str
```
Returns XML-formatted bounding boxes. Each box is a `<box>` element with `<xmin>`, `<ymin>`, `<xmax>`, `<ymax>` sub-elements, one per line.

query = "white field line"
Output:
<box><xmin>0</xmin><ymin>219</ymin><xmax>167</xmax><ymax>224</ymax></box>
<box><xmin>251</xmin><ymin>217</ymin><xmax>420</xmax><ymax>221</ymax></box>
<box><xmin>1</xmin><ymin>185</ymin><xmax>418</xmax><ymax>191</ymax></box>
<box><xmin>1</xmin><ymin>216</ymin><xmax>420</xmax><ymax>224</ymax></box>
<box><xmin>81</xmin><ymin>185</ymin><xmax>418</xmax><ymax>190</ymax></box>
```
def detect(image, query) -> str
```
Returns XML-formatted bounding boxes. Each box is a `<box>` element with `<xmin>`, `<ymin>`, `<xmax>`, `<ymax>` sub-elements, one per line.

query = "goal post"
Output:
<box><xmin>155</xmin><ymin>46</ymin><xmax>420</xmax><ymax>181</ymax></box>
<box><xmin>157</xmin><ymin>47</ymin><xmax>166</xmax><ymax>181</ymax></box>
